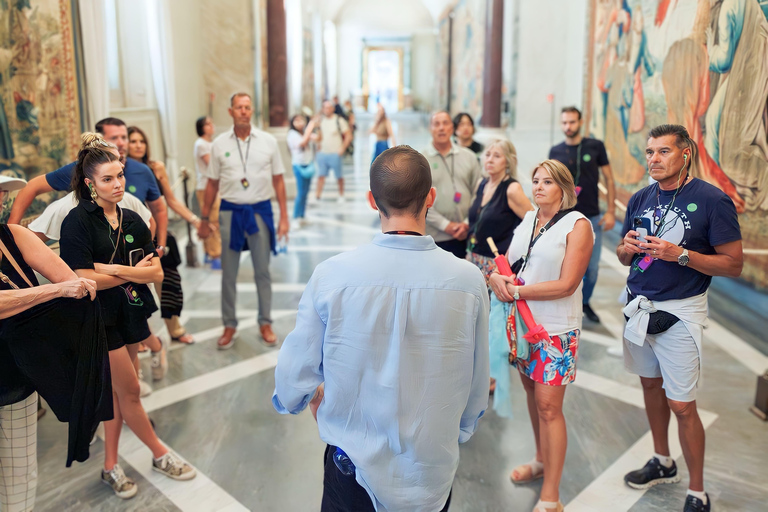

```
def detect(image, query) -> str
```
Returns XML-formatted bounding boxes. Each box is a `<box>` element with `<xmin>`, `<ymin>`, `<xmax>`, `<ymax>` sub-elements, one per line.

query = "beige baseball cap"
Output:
<box><xmin>0</xmin><ymin>174</ymin><xmax>27</xmax><ymax>192</ymax></box>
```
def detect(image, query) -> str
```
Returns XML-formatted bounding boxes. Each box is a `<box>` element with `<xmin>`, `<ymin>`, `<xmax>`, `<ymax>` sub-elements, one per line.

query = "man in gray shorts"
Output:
<box><xmin>617</xmin><ymin>124</ymin><xmax>743</xmax><ymax>512</ymax></box>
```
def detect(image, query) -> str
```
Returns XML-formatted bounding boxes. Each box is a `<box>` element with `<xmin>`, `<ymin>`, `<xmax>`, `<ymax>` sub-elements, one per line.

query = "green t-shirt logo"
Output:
<box><xmin>582</xmin><ymin>154</ymin><xmax>592</xmax><ymax>162</ymax></box>
<box><xmin>225</xmin><ymin>152</ymin><xmax>231</xmax><ymax>157</ymax></box>
<box><xmin>125</xmin><ymin>234</ymin><xmax>134</xmax><ymax>243</ymax></box>
<box><xmin>128</xmin><ymin>185</ymin><xmax>137</xmax><ymax>193</ymax></box>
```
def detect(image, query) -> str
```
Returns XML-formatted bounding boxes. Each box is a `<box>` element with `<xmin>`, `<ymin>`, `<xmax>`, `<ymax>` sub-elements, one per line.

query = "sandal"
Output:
<box><xmin>532</xmin><ymin>500</ymin><xmax>563</xmax><ymax>512</ymax></box>
<box><xmin>172</xmin><ymin>332</ymin><xmax>195</xmax><ymax>344</ymax></box>
<box><xmin>510</xmin><ymin>459</ymin><xmax>544</xmax><ymax>484</ymax></box>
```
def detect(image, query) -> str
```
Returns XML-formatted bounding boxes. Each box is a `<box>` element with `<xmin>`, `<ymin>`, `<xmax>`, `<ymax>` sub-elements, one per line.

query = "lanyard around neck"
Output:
<box><xmin>235</xmin><ymin>135</ymin><xmax>251</xmax><ymax>175</ymax></box>
<box><xmin>574</xmin><ymin>141</ymin><xmax>582</xmax><ymax>186</ymax></box>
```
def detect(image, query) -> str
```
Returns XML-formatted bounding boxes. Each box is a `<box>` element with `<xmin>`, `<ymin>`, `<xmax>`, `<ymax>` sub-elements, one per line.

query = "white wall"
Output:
<box><xmin>514</xmin><ymin>0</ymin><xmax>588</xmax><ymax>131</ymax></box>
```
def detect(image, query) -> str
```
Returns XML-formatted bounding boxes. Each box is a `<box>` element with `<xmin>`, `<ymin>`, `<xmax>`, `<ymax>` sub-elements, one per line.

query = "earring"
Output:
<box><xmin>88</xmin><ymin>183</ymin><xmax>98</xmax><ymax>201</ymax></box>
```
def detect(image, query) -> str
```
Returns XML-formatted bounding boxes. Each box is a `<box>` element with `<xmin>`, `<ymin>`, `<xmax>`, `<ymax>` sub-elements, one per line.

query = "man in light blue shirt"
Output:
<box><xmin>273</xmin><ymin>146</ymin><xmax>490</xmax><ymax>512</ymax></box>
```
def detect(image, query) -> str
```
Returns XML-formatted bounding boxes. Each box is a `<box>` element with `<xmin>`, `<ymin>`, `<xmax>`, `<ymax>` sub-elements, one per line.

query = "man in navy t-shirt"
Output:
<box><xmin>9</xmin><ymin>118</ymin><xmax>167</xmax><ymax>253</ymax></box>
<box><xmin>549</xmin><ymin>106</ymin><xmax>616</xmax><ymax>324</ymax></box>
<box><xmin>616</xmin><ymin>124</ymin><xmax>742</xmax><ymax>512</ymax></box>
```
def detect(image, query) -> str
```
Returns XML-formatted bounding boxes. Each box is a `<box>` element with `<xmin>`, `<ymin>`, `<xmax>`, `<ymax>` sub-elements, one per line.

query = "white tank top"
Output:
<box><xmin>507</xmin><ymin>209</ymin><xmax>593</xmax><ymax>335</ymax></box>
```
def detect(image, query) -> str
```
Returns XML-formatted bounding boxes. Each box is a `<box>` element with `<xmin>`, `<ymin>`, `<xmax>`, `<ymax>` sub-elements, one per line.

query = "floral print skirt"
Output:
<box><xmin>513</xmin><ymin>329</ymin><xmax>580</xmax><ymax>386</ymax></box>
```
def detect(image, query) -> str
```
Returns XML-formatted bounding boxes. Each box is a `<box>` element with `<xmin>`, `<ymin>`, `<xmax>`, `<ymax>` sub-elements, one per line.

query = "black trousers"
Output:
<box><xmin>436</xmin><ymin>239</ymin><xmax>467</xmax><ymax>259</ymax></box>
<box><xmin>320</xmin><ymin>445</ymin><xmax>451</xmax><ymax>512</ymax></box>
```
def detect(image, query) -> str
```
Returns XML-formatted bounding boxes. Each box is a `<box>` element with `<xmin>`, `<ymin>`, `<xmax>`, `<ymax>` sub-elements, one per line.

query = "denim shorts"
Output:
<box><xmin>316</xmin><ymin>153</ymin><xmax>343</xmax><ymax>179</ymax></box>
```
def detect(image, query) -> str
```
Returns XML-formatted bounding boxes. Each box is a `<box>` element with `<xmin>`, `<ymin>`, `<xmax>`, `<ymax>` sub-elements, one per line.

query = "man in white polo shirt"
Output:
<box><xmin>198</xmin><ymin>92</ymin><xmax>289</xmax><ymax>349</ymax></box>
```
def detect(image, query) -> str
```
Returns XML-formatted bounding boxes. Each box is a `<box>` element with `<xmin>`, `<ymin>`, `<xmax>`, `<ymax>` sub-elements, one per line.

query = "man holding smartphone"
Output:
<box><xmin>617</xmin><ymin>124</ymin><xmax>742</xmax><ymax>512</ymax></box>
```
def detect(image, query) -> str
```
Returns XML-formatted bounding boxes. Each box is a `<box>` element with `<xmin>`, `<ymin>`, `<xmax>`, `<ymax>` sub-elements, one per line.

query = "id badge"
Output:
<box><xmin>453</xmin><ymin>191</ymin><xmax>462</xmax><ymax>203</ymax></box>
<box><xmin>575</xmin><ymin>186</ymin><xmax>582</xmax><ymax>197</ymax></box>
<box><xmin>636</xmin><ymin>254</ymin><xmax>654</xmax><ymax>272</ymax></box>
<box><xmin>241</xmin><ymin>177</ymin><xmax>250</xmax><ymax>189</ymax></box>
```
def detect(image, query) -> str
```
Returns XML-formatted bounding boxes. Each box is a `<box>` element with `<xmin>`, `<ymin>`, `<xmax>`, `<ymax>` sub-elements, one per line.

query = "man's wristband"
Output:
<box><xmin>201</xmin><ymin>216</ymin><xmax>209</xmax><ymax>222</ymax></box>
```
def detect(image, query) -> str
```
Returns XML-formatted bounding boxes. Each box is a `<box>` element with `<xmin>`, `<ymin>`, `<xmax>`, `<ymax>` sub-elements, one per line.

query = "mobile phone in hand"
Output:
<box><xmin>129</xmin><ymin>248</ymin><xmax>145</xmax><ymax>267</ymax></box>
<box><xmin>633</xmin><ymin>216</ymin><xmax>653</xmax><ymax>244</ymax></box>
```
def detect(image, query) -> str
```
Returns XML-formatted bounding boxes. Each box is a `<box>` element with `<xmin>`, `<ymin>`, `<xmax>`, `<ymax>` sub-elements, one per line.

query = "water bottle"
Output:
<box><xmin>276</xmin><ymin>239</ymin><xmax>288</xmax><ymax>255</ymax></box>
<box><xmin>333</xmin><ymin>447</ymin><xmax>355</xmax><ymax>476</ymax></box>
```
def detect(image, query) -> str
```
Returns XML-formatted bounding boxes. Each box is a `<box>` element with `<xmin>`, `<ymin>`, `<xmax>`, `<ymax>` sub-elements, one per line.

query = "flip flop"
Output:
<box><xmin>510</xmin><ymin>459</ymin><xmax>544</xmax><ymax>484</ymax></box>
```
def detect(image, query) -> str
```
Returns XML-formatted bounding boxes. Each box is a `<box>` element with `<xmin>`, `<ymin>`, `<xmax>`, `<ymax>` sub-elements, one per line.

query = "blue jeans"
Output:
<box><xmin>583</xmin><ymin>214</ymin><xmax>603</xmax><ymax>304</ymax></box>
<box><xmin>292</xmin><ymin>165</ymin><xmax>312</xmax><ymax>219</ymax></box>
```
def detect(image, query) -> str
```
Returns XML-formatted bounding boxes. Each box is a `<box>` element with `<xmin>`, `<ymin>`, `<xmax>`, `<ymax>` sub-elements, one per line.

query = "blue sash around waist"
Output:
<box><xmin>220</xmin><ymin>199</ymin><xmax>276</xmax><ymax>255</ymax></box>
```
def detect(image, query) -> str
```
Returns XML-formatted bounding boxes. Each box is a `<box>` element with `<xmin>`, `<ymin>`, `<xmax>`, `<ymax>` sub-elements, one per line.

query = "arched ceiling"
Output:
<box><xmin>313</xmin><ymin>0</ymin><xmax>454</xmax><ymax>23</ymax></box>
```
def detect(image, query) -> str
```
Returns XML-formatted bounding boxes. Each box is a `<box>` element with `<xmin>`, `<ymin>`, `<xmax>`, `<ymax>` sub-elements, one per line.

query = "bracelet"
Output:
<box><xmin>201</xmin><ymin>216</ymin><xmax>209</xmax><ymax>221</ymax></box>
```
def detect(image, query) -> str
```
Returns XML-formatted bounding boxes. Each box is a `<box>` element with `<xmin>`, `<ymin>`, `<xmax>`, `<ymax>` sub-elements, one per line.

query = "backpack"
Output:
<box><xmin>335</xmin><ymin>115</ymin><xmax>354</xmax><ymax>157</ymax></box>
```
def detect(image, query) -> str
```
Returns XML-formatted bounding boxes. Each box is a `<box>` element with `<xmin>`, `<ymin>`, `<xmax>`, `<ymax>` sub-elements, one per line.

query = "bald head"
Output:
<box><xmin>370</xmin><ymin>146</ymin><xmax>432</xmax><ymax>218</ymax></box>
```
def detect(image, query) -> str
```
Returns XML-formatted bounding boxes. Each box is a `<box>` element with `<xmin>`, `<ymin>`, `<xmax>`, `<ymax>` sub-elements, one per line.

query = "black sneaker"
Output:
<box><xmin>624</xmin><ymin>457</ymin><xmax>681</xmax><ymax>490</ymax></box>
<box><xmin>684</xmin><ymin>493</ymin><xmax>710</xmax><ymax>512</ymax></box>
<box><xmin>583</xmin><ymin>303</ymin><xmax>601</xmax><ymax>323</ymax></box>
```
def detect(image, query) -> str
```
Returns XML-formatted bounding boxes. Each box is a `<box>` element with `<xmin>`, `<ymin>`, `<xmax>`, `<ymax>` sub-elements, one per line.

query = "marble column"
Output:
<box><xmin>266</xmin><ymin>0</ymin><xmax>288</xmax><ymax>127</ymax></box>
<box><xmin>481</xmin><ymin>0</ymin><xmax>503</xmax><ymax>127</ymax></box>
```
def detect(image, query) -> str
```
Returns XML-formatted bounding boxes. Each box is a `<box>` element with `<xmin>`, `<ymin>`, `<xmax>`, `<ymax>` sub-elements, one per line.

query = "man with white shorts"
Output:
<box><xmin>617</xmin><ymin>124</ymin><xmax>743</xmax><ymax>512</ymax></box>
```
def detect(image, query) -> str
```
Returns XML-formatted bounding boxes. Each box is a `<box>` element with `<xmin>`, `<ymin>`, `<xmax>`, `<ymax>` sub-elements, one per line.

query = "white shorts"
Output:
<box><xmin>623</xmin><ymin>321</ymin><xmax>702</xmax><ymax>402</ymax></box>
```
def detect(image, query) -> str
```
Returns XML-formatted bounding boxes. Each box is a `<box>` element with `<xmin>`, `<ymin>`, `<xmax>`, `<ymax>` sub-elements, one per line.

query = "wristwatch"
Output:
<box><xmin>678</xmin><ymin>248</ymin><xmax>690</xmax><ymax>266</ymax></box>
<box><xmin>513</xmin><ymin>286</ymin><xmax>520</xmax><ymax>300</ymax></box>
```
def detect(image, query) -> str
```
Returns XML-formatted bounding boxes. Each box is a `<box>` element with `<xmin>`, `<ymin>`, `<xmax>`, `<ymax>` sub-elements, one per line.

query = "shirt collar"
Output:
<box><xmin>228</xmin><ymin>125</ymin><xmax>258</xmax><ymax>141</ymax></box>
<box><xmin>371</xmin><ymin>233</ymin><xmax>437</xmax><ymax>251</ymax></box>
<box><xmin>425</xmin><ymin>142</ymin><xmax>458</xmax><ymax>157</ymax></box>
<box><xmin>81</xmin><ymin>200</ymin><xmax>123</xmax><ymax>217</ymax></box>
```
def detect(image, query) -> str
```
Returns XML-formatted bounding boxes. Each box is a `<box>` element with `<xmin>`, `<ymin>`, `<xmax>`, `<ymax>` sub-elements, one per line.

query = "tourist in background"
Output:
<box><xmin>421</xmin><ymin>111</ymin><xmax>482</xmax><ymax>258</ymax></box>
<box><xmin>466</xmin><ymin>139</ymin><xmax>533</xmax><ymax>411</ymax></box>
<box><xmin>454</xmin><ymin>112</ymin><xmax>484</xmax><ymax>156</ymax></box>
<box><xmin>194</xmin><ymin>116</ymin><xmax>222</xmax><ymax>269</ymax></box>
<box><xmin>128</xmin><ymin>125</ymin><xmax>198</xmax><ymax>347</ymax></box>
<box><xmin>287</xmin><ymin>114</ymin><xmax>318</xmax><ymax>226</ymax></box>
<box><xmin>315</xmin><ymin>101</ymin><xmax>352</xmax><ymax>202</ymax></box>
<box><xmin>370</xmin><ymin>103</ymin><xmax>395</xmax><ymax>162</ymax></box>
<box><xmin>489</xmin><ymin>159</ymin><xmax>593</xmax><ymax>512</ymax></box>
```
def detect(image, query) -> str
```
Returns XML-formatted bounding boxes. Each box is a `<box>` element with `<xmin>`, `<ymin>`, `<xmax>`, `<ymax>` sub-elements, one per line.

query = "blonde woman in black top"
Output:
<box><xmin>60</xmin><ymin>134</ymin><xmax>196</xmax><ymax>499</ymax></box>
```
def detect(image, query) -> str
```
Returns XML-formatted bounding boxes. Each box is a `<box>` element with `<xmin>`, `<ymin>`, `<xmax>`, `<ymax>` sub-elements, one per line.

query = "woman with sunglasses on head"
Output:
<box><xmin>60</xmin><ymin>133</ymin><xmax>196</xmax><ymax>499</ymax></box>
<box><xmin>1</xmin><ymin>173</ymin><xmax>112</xmax><ymax>511</ymax></box>
<box><xmin>127</xmin><ymin>125</ymin><xmax>198</xmax><ymax>347</ymax></box>
<box><xmin>488</xmin><ymin>159</ymin><xmax>593</xmax><ymax>512</ymax></box>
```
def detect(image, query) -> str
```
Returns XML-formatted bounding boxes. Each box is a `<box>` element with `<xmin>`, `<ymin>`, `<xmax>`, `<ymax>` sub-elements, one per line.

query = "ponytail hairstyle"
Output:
<box><xmin>70</xmin><ymin>132</ymin><xmax>120</xmax><ymax>202</ymax></box>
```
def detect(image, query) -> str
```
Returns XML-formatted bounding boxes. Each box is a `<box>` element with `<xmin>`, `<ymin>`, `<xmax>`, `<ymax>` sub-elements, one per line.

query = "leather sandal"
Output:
<box><xmin>510</xmin><ymin>459</ymin><xmax>544</xmax><ymax>484</ymax></box>
<box><xmin>172</xmin><ymin>332</ymin><xmax>195</xmax><ymax>344</ymax></box>
<box><xmin>532</xmin><ymin>500</ymin><xmax>563</xmax><ymax>512</ymax></box>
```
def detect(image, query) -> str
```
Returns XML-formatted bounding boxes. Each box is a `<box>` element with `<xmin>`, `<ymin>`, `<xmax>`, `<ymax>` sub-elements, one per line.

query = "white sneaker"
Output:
<box><xmin>139</xmin><ymin>379</ymin><xmax>153</xmax><ymax>397</ymax></box>
<box><xmin>337</xmin><ymin>196</ymin><xmax>345</xmax><ymax>204</ymax></box>
<box><xmin>152</xmin><ymin>451</ymin><xmax>197</xmax><ymax>481</ymax></box>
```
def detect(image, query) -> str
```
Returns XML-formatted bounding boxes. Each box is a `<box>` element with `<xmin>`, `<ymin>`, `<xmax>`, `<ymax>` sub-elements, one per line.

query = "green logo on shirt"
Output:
<box><xmin>125</xmin><ymin>235</ymin><xmax>134</xmax><ymax>243</ymax></box>
<box><xmin>687</xmin><ymin>203</ymin><xmax>698</xmax><ymax>212</ymax></box>
<box><xmin>432</xmin><ymin>162</ymin><xmax>439</xmax><ymax>169</ymax></box>
<box><xmin>128</xmin><ymin>185</ymin><xmax>136</xmax><ymax>193</ymax></box>
<box><xmin>225</xmin><ymin>152</ymin><xmax>230</xmax><ymax>157</ymax></box>
<box><xmin>582</xmin><ymin>154</ymin><xmax>592</xmax><ymax>162</ymax></box>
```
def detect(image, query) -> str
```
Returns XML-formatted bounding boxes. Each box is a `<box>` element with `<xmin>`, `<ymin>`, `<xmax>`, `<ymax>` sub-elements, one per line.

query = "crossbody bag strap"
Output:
<box><xmin>0</xmin><ymin>236</ymin><xmax>34</xmax><ymax>288</ymax></box>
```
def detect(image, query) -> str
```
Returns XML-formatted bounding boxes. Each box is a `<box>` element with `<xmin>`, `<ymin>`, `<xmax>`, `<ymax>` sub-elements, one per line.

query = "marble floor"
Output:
<box><xmin>33</xmin><ymin>114</ymin><xmax>768</xmax><ymax>511</ymax></box>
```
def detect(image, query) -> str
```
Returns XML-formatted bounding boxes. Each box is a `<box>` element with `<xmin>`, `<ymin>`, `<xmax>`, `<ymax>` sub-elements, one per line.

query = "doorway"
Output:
<box><xmin>362</xmin><ymin>47</ymin><xmax>404</xmax><ymax>113</ymax></box>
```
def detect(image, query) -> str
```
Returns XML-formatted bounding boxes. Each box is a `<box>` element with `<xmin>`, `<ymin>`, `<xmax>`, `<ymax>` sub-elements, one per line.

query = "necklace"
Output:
<box><xmin>104</xmin><ymin>213</ymin><xmax>119</xmax><ymax>228</ymax></box>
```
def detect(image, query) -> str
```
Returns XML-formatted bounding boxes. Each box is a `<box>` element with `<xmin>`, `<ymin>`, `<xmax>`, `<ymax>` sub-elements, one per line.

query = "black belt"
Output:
<box><xmin>624</xmin><ymin>292</ymin><xmax>681</xmax><ymax>335</ymax></box>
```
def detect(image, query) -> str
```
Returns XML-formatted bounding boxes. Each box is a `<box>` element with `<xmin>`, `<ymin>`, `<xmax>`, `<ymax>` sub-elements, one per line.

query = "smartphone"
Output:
<box><xmin>129</xmin><ymin>248</ymin><xmax>145</xmax><ymax>267</ymax></box>
<box><xmin>633</xmin><ymin>216</ymin><xmax>653</xmax><ymax>244</ymax></box>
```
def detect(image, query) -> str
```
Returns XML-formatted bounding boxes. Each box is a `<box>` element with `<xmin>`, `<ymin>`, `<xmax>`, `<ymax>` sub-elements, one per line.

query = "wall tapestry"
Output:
<box><xmin>585</xmin><ymin>0</ymin><xmax>768</xmax><ymax>289</ymax></box>
<box><xmin>0</xmin><ymin>0</ymin><xmax>82</xmax><ymax>221</ymax></box>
